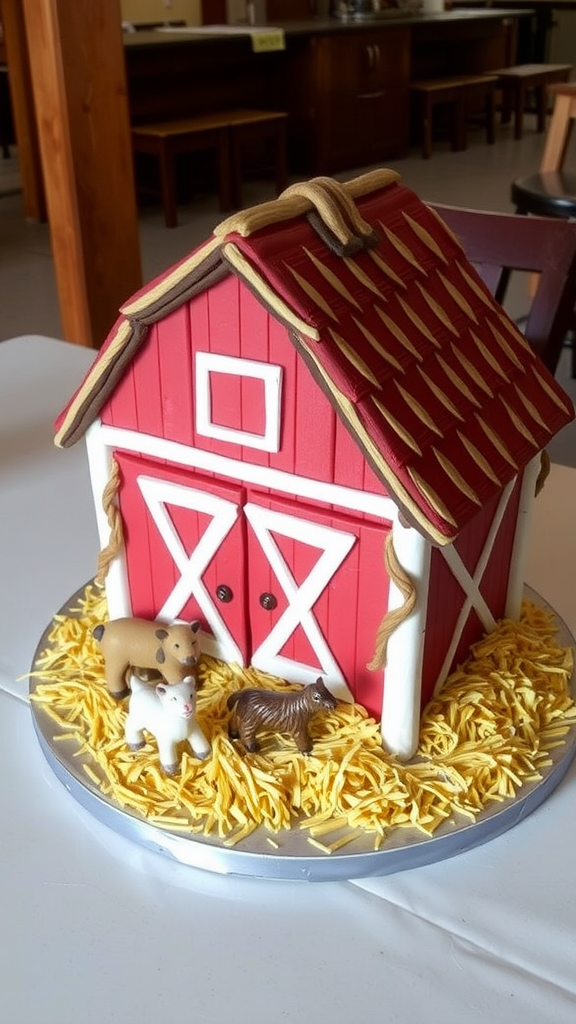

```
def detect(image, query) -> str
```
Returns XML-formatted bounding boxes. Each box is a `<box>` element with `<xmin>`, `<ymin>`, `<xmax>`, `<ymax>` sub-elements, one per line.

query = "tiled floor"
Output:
<box><xmin>1</xmin><ymin>114</ymin><xmax>575</xmax><ymax>464</ymax></box>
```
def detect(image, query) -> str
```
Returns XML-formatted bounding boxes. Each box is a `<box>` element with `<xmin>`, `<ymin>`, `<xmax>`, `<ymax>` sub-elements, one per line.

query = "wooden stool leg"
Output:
<box><xmin>217</xmin><ymin>130</ymin><xmax>233</xmax><ymax>211</ymax></box>
<box><xmin>486</xmin><ymin>89</ymin><xmax>496</xmax><ymax>144</ymax></box>
<box><xmin>273</xmin><ymin>122</ymin><xmax>288</xmax><ymax>197</ymax></box>
<box><xmin>536</xmin><ymin>83</ymin><xmax>547</xmax><ymax>133</ymax></box>
<box><xmin>158</xmin><ymin>141</ymin><xmax>178</xmax><ymax>228</ymax></box>
<box><xmin>500</xmin><ymin>85</ymin><xmax>512</xmax><ymax>125</ymax></box>
<box><xmin>453</xmin><ymin>92</ymin><xmax>466</xmax><ymax>151</ymax></box>
<box><xmin>540</xmin><ymin>94</ymin><xmax>576</xmax><ymax>171</ymax></box>
<box><xmin>228</xmin><ymin>127</ymin><xmax>243</xmax><ymax>209</ymax></box>
<box><xmin>513</xmin><ymin>83</ymin><xmax>525</xmax><ymax>140</ymax></box>
<box><xmin>422</xmin><ymin>95</ymin><xmax>433</xmax><ymax>159</ymax></box>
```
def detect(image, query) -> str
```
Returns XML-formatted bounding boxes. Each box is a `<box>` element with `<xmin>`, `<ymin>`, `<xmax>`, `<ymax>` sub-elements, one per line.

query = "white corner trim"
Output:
<box><xmin>505</xmin><ymin>455</ymin><xmax>540</xmax><ymax>619</ymax></box>
<box><xmin>85</xmin><ymin>420</ymin><xmax>131</xmax><ymax>620</ymax></box>
<box><xmin>433</xmin><ymin>476</ymin><xmax>517</xmax><ymax>695</ymax></box>
<box><xmin>195</xmin><ymin>351</ymin><xmax>283</xmax><ymax>452</ymax></box>
<box><xmin>380</xmin><ymin>517</ymin><xmax>431</xmax><ymax>760</ymax></box>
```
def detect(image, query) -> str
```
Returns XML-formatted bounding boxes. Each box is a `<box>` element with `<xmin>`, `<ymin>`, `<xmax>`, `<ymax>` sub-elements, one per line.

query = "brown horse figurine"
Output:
<box><xmin>227</xmin><ymin>677</ymin><xmax>338</xmax><ymax>753</ymax></box>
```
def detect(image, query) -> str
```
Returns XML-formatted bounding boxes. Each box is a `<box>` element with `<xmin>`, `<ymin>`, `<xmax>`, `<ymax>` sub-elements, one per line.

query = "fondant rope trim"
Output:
<box><xmin>367</xmin><ymin>531</ymin><xmax>417</xmax><ymax>672</ymax></box>
<box><xmin>95</xmin><ymin>457</ymin><xmax>123</xmax><ymax>587</ymax></box>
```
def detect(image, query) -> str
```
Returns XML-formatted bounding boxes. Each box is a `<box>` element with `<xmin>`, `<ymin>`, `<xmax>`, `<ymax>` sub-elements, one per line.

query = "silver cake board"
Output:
<box><xmin>30</xmin><ymin>586</ymin><xmax>576</xmax><ymax>882</ymax></box>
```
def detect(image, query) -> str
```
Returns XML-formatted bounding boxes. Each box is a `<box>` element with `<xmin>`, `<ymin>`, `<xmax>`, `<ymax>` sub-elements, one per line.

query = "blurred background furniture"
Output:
<box><xmin>539</xmin><ymin>81</ymin><xmax>576</xmax><ymax>172</ymax></box>
<box><xmin>509</xmin><ymin>80</ymin><xmax>576</xmax><ymax>378</ymax></box>
<box><xmin>410</xmin><ymin>74</ymin><xmax>497</xmax><ymax>159</ymax></box>
<box><xmin>511</xmin><ymin>171</ymin><xmax>576</xmax><ymax>222</ymax></box>
<box><xmin>0</xmin><ymin>61</ymin><xmax>12</xmax><ymax>157</ymax></box>
<box><xmin>489</xmin><ymin>62</ymin><xmax>572</xmax><ymax>140</ymax></box>
<box><xmin>132</xmin><ymin>115</ymin><xmax>233</xmax><ymax>227</ymax></box>
<box><xmin>510</xmin><ymin>83</ymin><xmax>576</xmax><ymax>214</ymax></box>
<box><xmin>132</xmin><ymin>109</ymin><xmax>288</xmax><ymax>227</ymax></box>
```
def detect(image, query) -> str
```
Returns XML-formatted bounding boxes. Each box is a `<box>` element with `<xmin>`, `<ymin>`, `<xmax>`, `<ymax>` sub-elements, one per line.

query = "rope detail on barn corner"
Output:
<box><xmin>95</xmin><ymin>457</ymin><xmax>123</xmax><ymax>588</ymax></box>
<box><xmin>367</xmin><ymin>531</ymin><xmax>417</xmax><ymax>672</ymax></box>
<box><xmin>535</xmin><ymin>449</ymin><xmax>551</xmax><ymax>496</ymax></box>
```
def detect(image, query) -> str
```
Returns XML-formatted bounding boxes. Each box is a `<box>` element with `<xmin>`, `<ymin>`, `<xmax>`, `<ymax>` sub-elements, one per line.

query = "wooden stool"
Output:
<box><xmin>410</xmin><ymin>75</ymin><xmax>497</xmax><ymax>159</ymax></box>
<box><xmin>489</xmin><ymin>63</ymin><xmax>573</xmax><ymax>140</ymax></box>
<box><xmin>132</xmin><ymin>114</ymin><xmax>233</xmax><ymax>228</ymax></box>
<box><xmin>132</xmin><ymin>109</ymin><xmax>288</xmax><ymax>227</ymax></box>
<box><xmin>512</xmin><ymin>170</ymin><xmax>576</xmax><ymax>219</ymax></box>
<box><xmin>226</xmin><ymin>109</ymin><xmax>288</xmax><ymax>209</ymax></box>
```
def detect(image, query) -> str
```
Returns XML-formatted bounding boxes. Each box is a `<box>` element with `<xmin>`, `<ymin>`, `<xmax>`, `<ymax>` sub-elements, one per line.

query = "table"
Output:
<box><xmin>1</xmin><ymin>336</ymin><xmax>575</xmax><ymax>1024</ymax></box>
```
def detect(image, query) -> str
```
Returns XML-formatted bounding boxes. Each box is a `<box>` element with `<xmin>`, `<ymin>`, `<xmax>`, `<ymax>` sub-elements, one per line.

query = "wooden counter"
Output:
<box><xmin>123</xmin><ymin>10</ymin><xmax>528</xmax><ymax>173</ymax></box>
<box><xmin>453</xmin><ymin>1</ymin><xmax>576</xmax><ymax>61</ymax></box>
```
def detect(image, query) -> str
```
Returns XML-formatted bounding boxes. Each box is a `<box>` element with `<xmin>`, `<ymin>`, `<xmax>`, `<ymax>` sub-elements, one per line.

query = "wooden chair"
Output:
<box><xmin>510</xmin><ymin>82</ymin><xmax>576</xmax><ymax>356</ymax></box>
<box><xmin>428</xmin><ymin>203</ymin><xmax>576</xmax><ymax>375</ymax></box>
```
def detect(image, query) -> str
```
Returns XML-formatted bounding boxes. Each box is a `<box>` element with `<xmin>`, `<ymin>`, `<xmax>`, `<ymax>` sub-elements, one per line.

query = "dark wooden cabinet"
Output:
<box><xmin>410</xmin><ymin>15</ymin><xmax>516</xmax><ymax>79</ymax></box>
<box><xmin>287</xmin><ymin>27</ymin><xmax>411</xmax><ymax>174</ymax></box>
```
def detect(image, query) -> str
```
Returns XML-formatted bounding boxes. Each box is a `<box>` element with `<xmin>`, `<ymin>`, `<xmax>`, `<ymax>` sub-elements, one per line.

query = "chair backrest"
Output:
<box><xmin>541</xmin><ymin>82</ymin><xmax>576</xmax><ymax>172</ymax></box>
<box><xmin>428</xmin><ymin>202</ymin><xmax>576</xmax><ymax>373</ymax></box>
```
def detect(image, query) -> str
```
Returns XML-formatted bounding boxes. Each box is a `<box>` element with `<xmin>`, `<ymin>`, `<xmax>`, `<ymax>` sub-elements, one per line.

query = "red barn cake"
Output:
<box><xmin>54</xmin><ymin>169</ymin><xmax>574</xmax><ymax>761</ymax></box>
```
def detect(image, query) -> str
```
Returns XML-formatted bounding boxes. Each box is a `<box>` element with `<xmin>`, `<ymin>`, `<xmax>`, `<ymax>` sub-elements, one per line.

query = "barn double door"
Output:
<box><xmin>116</xmin><ymin>453</ymin><xmax>390</xmax><ymax>710</ymax></box>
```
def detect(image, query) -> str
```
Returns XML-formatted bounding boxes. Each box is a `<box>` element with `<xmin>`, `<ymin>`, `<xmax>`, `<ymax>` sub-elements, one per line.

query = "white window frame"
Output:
<box><xmin>195</xmin><ymin>352</ymin><xmax>282</xmax><ymax>452</ymax></box>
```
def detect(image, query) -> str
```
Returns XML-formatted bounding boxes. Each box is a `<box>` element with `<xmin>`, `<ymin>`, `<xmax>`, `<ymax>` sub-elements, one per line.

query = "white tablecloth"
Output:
<box><xmin>1</xmin><ymin>336</ymin><xmax>575</xmax><ymax>1024</ymax></box>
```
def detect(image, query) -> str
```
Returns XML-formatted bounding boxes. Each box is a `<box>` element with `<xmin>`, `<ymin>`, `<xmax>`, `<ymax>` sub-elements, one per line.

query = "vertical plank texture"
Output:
<box><xmin>22</xmin><ymin>0</ymin><xmax>142</xmax><ymax>347</ymax></box>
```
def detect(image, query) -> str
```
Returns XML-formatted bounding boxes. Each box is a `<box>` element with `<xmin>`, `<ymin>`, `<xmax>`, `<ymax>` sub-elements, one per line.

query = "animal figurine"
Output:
<box><xmin>92</xmin><ymin>617</ymin><xmax>201</xmax><ymax>699</ymax></box>
<box><xmin>227</xmin><ymin>677</ymin><xmax>338</xmax><ymax>754</ymax></box>
<box><xmin>125</xmin><ymin>676</ymin><xmax>211</xmax><ymax>775</ymax></box>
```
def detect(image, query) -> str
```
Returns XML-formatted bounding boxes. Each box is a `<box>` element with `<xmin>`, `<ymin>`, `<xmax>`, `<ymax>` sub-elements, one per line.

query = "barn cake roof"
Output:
<box><xmin>55</xmin><ymin>169</ymin><xmax>574</xmax><ymax>546</ymax></box>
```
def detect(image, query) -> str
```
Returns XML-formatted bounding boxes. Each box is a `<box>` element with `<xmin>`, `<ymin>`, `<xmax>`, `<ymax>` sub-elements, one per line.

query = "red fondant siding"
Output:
<box><xmin>99</xmin><ymin>276</ymin><xmax>387</xmax><ymax>505</ymax></box>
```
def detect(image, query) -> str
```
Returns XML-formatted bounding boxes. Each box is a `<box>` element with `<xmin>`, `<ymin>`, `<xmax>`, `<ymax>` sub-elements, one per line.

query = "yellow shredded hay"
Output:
<box><xmin>28</xmin><ymin>585</ymin><xmax>575</xmax><ymax>852</ymax></box>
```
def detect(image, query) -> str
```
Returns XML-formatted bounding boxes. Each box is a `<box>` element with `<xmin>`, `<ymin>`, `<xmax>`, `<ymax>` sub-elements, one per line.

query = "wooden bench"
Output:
<box><xmin>410</xmin><ymin>75</ymin><xmax>498</xmax><ymax>159</ymax></box>
<box><xmin>489</xmin><ymin>63</ymin><xmax>573</xmax><ymax>140</ymax></box>
<box><xmin>227</xmin><ymin>109</ymin><xmax>288</xmax><ymax>210</ymax></box>
<box><xmin>131</xmin><ymin>109</ymin><xmax>288</xmax><ymax>227</ymax></box>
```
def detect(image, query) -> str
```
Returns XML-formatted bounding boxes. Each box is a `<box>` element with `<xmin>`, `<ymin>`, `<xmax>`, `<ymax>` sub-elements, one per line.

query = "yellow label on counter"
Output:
<box><xmin>251</xmin><ymin>30</ymin><xmax>285</xmax><ymax>52</ymax></box>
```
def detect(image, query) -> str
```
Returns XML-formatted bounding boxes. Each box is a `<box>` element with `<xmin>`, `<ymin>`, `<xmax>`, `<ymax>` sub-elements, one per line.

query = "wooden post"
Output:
<box><xmin>0</xmin><ymin>0</ymin><xmax>46</xmax><ymax>221</ymax></box>
<box><xmin>21</xmin><ymin>0</ymin><xmax>142</xmax><ymax>347</ymax></box>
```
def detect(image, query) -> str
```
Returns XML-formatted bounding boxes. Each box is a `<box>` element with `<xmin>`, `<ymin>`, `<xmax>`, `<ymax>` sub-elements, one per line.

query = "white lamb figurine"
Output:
<box><xmin>125</xmin><ymin>677</ymin><xmax>211</xmax><ymax>774</ymax></box>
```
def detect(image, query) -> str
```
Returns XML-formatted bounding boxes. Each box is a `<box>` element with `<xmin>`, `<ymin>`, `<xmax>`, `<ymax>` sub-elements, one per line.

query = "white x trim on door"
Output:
<box><xmin>244</xmin><ymin>502</ymin><xmax>356</xmax><ymax>701</ymax></box>
<box><xmin>137</xmin><ymin>476</ymin><xmax>243</xmax><ymax>663</ymax></box>
<box><xmin>433</xmin><ymin>477</ymin><xmax>517</xmax><ymax>692</ymax></box>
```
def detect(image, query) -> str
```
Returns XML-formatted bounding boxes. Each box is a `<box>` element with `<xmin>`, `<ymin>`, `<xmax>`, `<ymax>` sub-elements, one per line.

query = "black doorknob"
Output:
<box><xmin>259</xmin><ymin>592</ymin><xmax>278</xmax><ymax>611</ymax></box>
<box><xmin>216</xmin><ymin>584</ymin><xmax>233</xmax><ymax>603</ymax></box>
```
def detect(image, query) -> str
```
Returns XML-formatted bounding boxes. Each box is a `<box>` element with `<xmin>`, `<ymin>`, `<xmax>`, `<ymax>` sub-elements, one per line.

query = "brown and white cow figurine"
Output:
<box><xmin>227</xmin><ymin>677</ymin><xmax>338</xmax><ymax>754</ymax></box>
<box><xmin>92</xmin><ymin>617</ymin><xmax>201</xmax><ymax>699</ymax></box>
